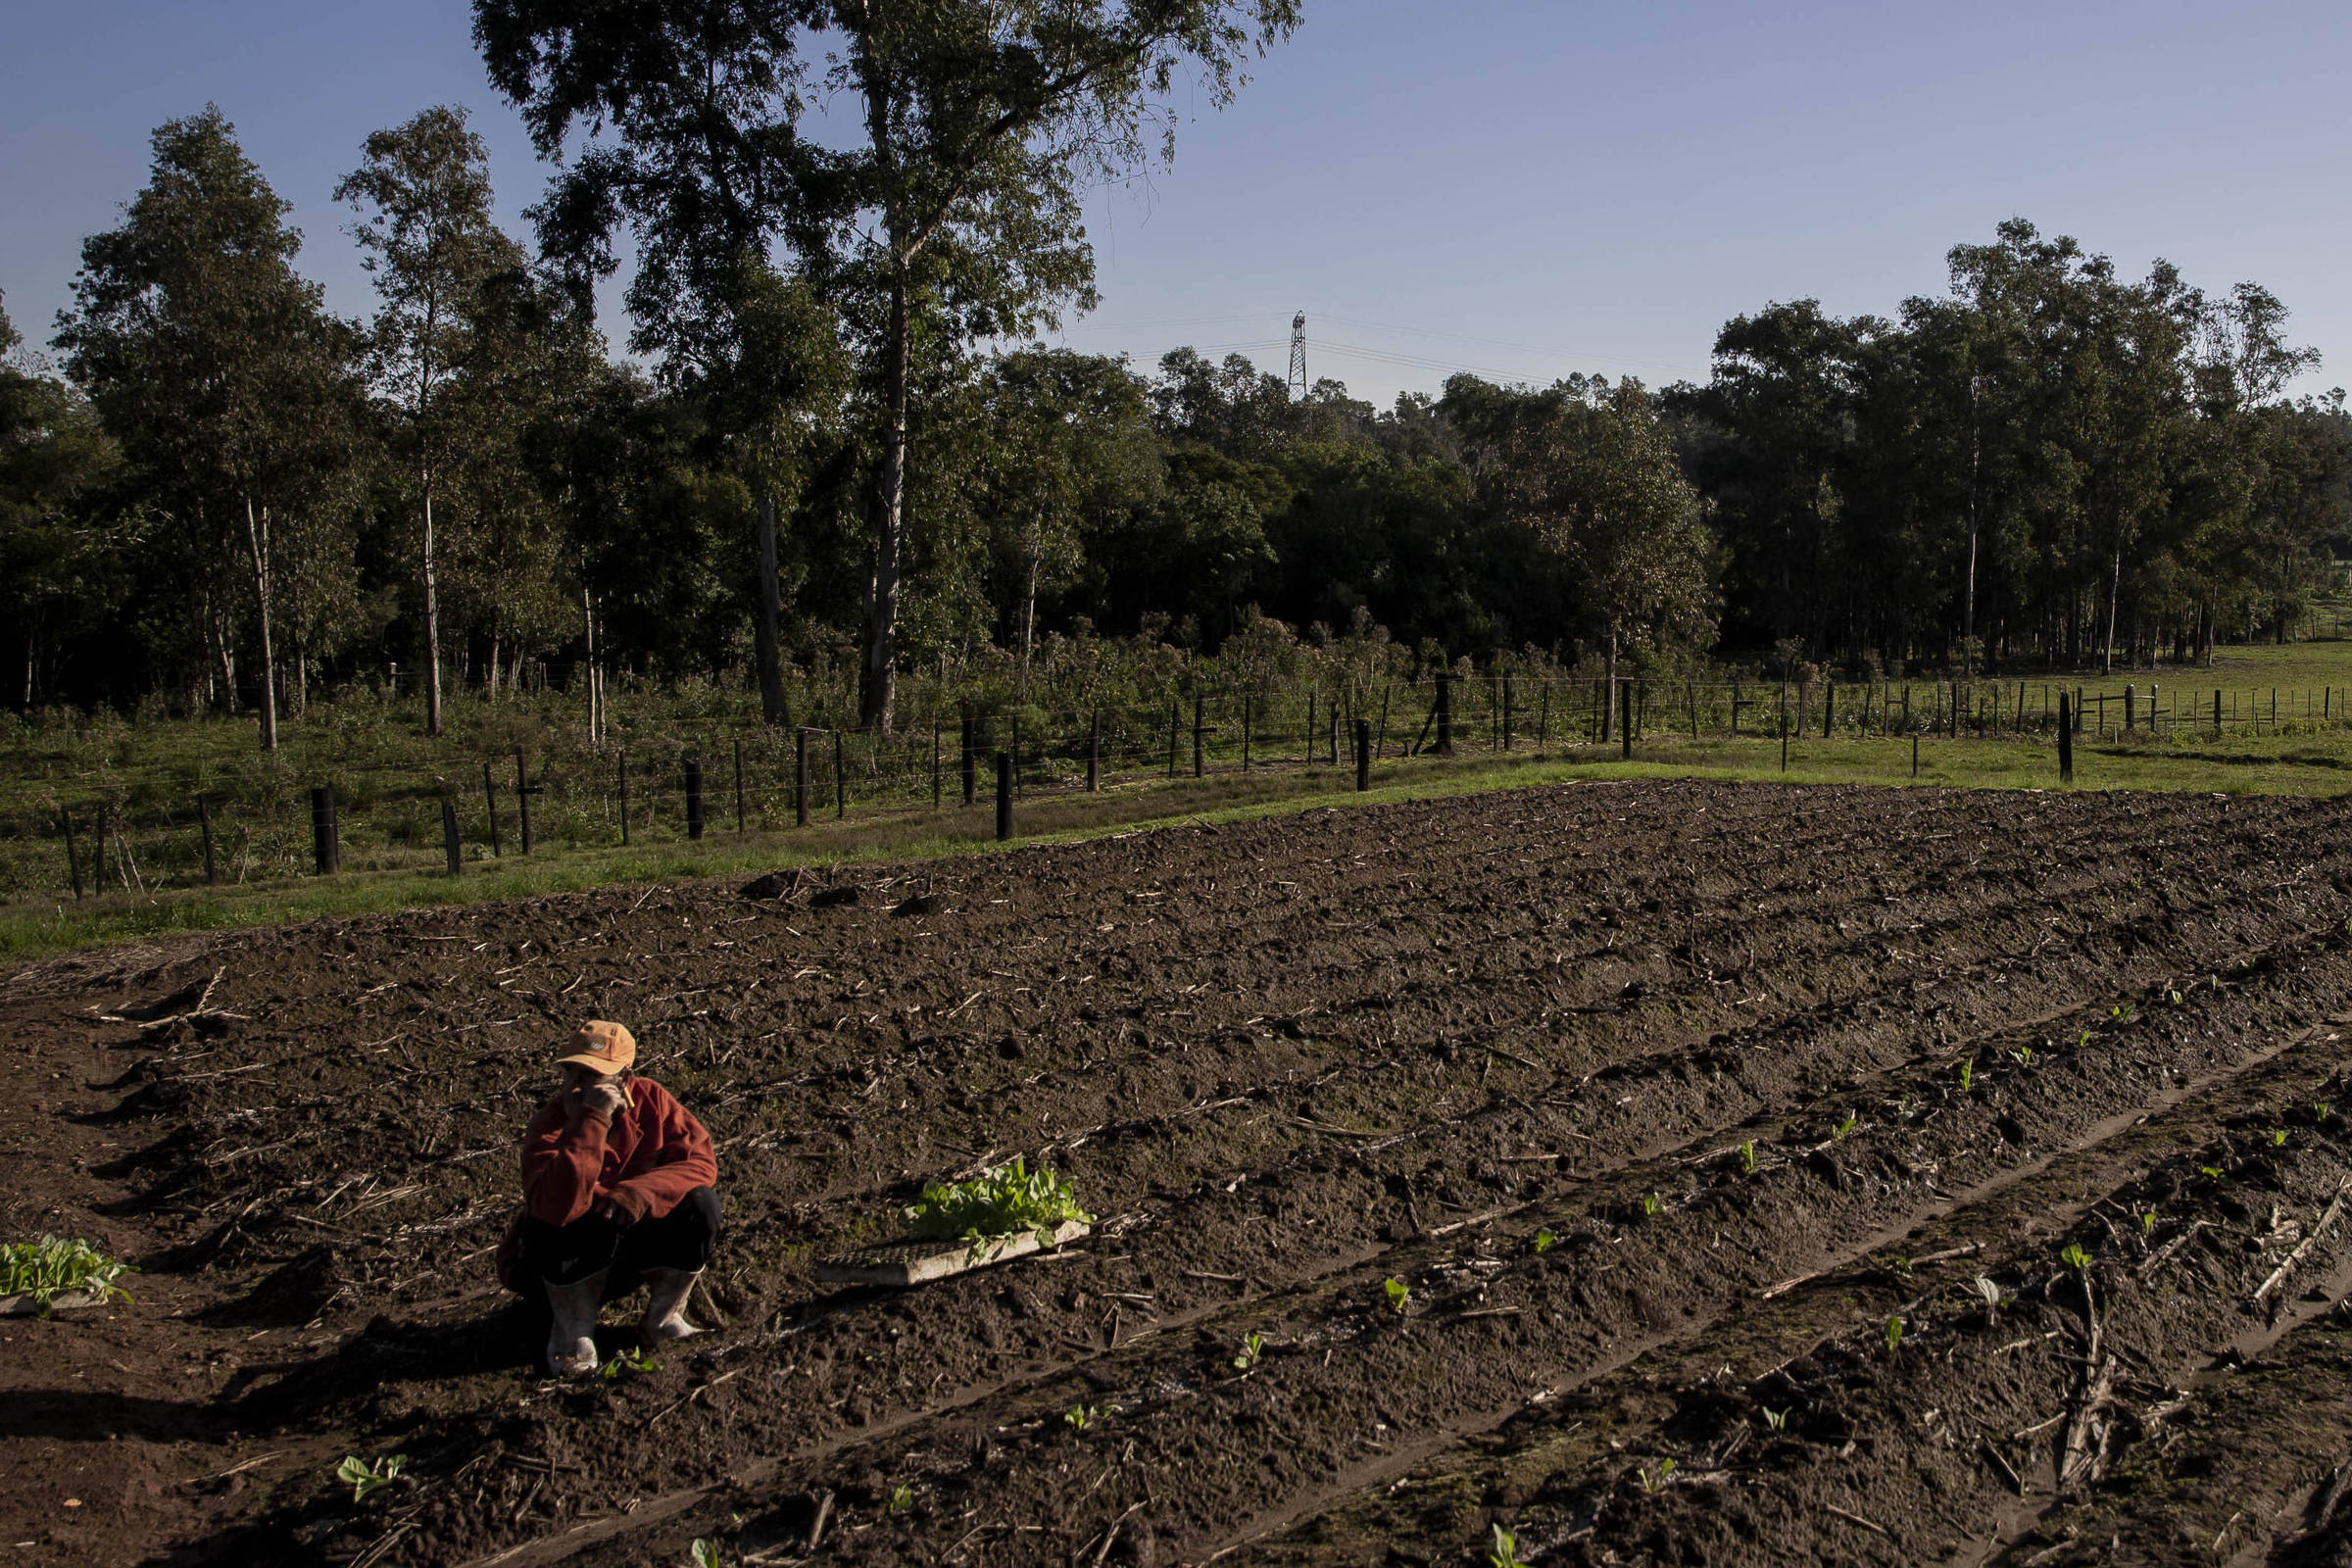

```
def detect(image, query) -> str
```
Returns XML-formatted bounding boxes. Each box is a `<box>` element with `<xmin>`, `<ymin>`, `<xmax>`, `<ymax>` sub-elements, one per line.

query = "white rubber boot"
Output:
<box><xmin>639</xmin><ymin>1267</ymin><xmax>704</xmax><ymax>1344</ymax></box>
<box><xmin>543</xmin><ymin>1269</ymin><xmax>607</xmax><ymax>1376</ymax></box>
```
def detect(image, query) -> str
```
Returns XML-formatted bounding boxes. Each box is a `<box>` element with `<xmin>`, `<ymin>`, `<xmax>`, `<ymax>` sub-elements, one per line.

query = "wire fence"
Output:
<box><xmin>12</xmin><ymin>670</ymin><xmax>2352</xmax><ymax>903</ymax></box>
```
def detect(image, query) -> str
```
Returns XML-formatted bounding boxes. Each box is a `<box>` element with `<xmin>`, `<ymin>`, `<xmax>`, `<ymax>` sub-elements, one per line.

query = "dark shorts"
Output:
<box><xmin>502</xmin><ymin>1186</ymin><xmax>721</xmax><ymax>1299</ymax></box>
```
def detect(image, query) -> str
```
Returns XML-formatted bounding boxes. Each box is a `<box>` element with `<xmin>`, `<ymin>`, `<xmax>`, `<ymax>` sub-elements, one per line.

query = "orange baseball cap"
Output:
<box><xmin>558</xmin><ymin>1019</ymin><xmax>636</xmax><ymax>1073</ymax></box>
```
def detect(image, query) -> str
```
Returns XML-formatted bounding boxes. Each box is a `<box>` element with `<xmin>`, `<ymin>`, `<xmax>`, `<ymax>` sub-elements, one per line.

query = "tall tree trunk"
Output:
<box><xmin>756</xmin><ymin>493</ymin><xmax>788</xmax><ymax>724</ymax></box>
<box><xmin>488</xmin><ymin>631</ymin><xmax>502</xmax><ymax>700</ymax></box>
<box><xmin>422</xmin><ymin>476</ymin><xmax>444</xmax><ymax>735</ymax></box>
<box><xmin>860</xmin><ymin>274</ymin><xmax>909</xmax><ymax>732</ymax></box>
<box><xmin>244</xmin><ymin>496</ymin><xmax>278</xmax><ymax>751</ymax></box>
<box><xmin>2103</xmin><ymin>525</ymin><xmax>2124</xmax><ymax>676</ymax></box>
<box><xmin>1020</xmin><ymin>552</ymin><xmax>1040</xmax><ymax>701</ymax></box>
<box><xmin>1962</xmin><ymin>375</ymin><xmax>1980</xmax><ymax>677</ymax></box>
<box><xmin>583</xmin><ymin>584</ymin><xmax>600</xmax><ymax>748</ymax></box>
<box><xmin>213</xmin><ymin>597</ymin><xmax>236</xmax><ymax>715</ymax></box>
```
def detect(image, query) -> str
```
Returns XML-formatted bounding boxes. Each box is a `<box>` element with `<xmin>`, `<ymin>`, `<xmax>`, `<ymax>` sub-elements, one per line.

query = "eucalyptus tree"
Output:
<box><xmin>1464</xmin><ymin>375</ymin><xmax>1715</xmax><ymax>730</ymax></box>
<box><xmin>57</xmin><ymin>107</ymin><xmax>359</xmax><ymax>749</ymax></box>
<box><xmin>336</xmin><ymin>105</ymin><xmax>526</xmax><ymax>734</ymax></box>
<box><xmin>476</xmin><ymin>0</ymin><xmax>1302</xmax><ymax>730</ymax></box>
<box><xmin>0</xmin><ymin>291</ymin><xmax>121</xmax><ymax>710</ymax></box>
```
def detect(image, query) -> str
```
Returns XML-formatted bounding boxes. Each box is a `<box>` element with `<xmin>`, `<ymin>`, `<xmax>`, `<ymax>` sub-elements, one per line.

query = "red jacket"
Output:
<box><xmin>519</xmin><ymin>1077</ymin><xmax>716</xmax><ymax>1226</ymax></box>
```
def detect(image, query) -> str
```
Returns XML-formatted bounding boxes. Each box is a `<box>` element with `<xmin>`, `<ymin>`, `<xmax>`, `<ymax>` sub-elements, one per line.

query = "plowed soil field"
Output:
<box><xmin>11</xmin><ymin>779</ymin><xmax>2352</xmax><ymax>1567</ymax></box>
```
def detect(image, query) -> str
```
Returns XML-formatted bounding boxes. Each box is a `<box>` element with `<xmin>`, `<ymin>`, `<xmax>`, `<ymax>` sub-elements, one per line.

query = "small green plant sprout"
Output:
<box><xmin>2076</xmin><ymin>1029</ymin><xmax>2093</xmax><ymax>1050</ymax></box>
<box><xmin>2201</xmin><ymin>1165</ymin><xmax>2225</xmax><ymax>1180</ymax></box>
<box><xmin>0</xmin><ymin>1235</ymin><xmax>135</xmax><ymax>1308</ymax></box>
<box><xmin>1971</xmin><ymin>1275</ymin><xmax>2003</xmax><ymax>1313</ymax></box>
<box><xmin>1488</xmin><ymin>1523</ymin><xmax>1530</xmax><ymax>1568</ymax></box>
<box><xmin>1638</xmin><ymin>1457</ymin><xmax>1678</xmax><ymax>1492</ymax></box>
<box><xmin>2273</xmin><ymin>1129</ymin><xmax>2289</xmax><ymax>1148</ymax></box>
<box><xmin>1884</xmin><ymin>1314</ymin><xmax>1904</xmax><ymax>1353</ymax></box>
<box><xmin>1384</xmin><ymin>1277</ymin><xmax>1411</xmax><ymax>1314</ymax></box>
<box><xmin>1740</xmin><ymin>1140</ymin><xmax>1757</xmax><ymax>1174</ymax></box>
<box><xmin>690</xmin><ymin>1541</ymin><xmax>725</xmax><ymax>1568</ymax></box>
<box><xmin>1232</xmin><ymin>1332</ymin><xmax>1264</xmax><ymax>1372</ymax></box>
<box><xmin>2141</xmin><ymin>1209</ymin><xmax>2159</xmax><ymax>1236</ymax></box>
<box><xmin>888</xmin><ymin>1484</ymin><xmax>913</xmax><ymax>1515</ymax></box>
<box><xmin>1534</xmin><ymin>1228</ymin><xmax>1556</xmax><ymax>1255</ymax></box>
<box><xmin>335</xmin><ymin>1454</ymin><xmax>407</xmax><ymax>1504</ymax></box>
<box><xmin>1835</xmin><ymin>1113</ymin><xmax>1857</xmax><ymax>1142</ymax></box>
<box><xmin>2011</xmin><ymin>1045</ymin><xmax>2034</xmax><ymax>1068</ymax></box>
<box><xmin>903</xmin><ymin>1156</ymin><xmax>1093</xmax><ymax>1250</ymax></box>
<box><xmin>600</xmin><ymin>1346</ymin><xmax>658</xmax><ymax>1380</ymax></box>
<box><xmin>2059</xmin><ymin>1243</ymin><xmax>2092</xmax><ymax>1273</ymax></box>
<box><xmin>1959</xmin><ymin>1059</ymin><xmax>1975</xmax><ymax>1094</ymax></box>
<box><xmin>2317</xmin><ymin>1102</ymin><xmax>2333</xmax><ymax>1122</ymax></box>
<box><xmin>2168</xmin><ymin>988</ymin><xmax>2184</xmax><ymax>1004</ymax></box>
<box><xmin>1761</xmin><ymin>1404</ymin><xmax>1790</xmax><ymax>1432</ymax></box>
<box><xmin>1642</xmin><ymin>1192</ymin><xmax>1662</xmax><ymax>1218</ymax></box>
<box><xmin>1063</xmin><ymin>1404</ymin><xmax>1099</xmax><ymax>1430</ymax></box>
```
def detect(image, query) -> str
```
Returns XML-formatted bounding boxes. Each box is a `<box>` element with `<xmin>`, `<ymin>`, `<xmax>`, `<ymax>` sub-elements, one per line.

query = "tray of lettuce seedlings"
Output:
<box><xmin>819</xmin><ymin>1158</ymin><xmax>1093</xmax><ymax>1287</ymax></box>
<box><xmin>0</xmin><ymin>1235</ymin><xmax>135</xmax><ymax>1316</ymax></box>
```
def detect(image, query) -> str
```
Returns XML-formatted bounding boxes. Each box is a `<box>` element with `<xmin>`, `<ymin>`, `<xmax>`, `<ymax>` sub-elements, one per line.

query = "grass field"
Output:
<box><xmin>13</xmin><ymin>630</ymin><xmax>2352</xmax><ymax>958</ymax></box>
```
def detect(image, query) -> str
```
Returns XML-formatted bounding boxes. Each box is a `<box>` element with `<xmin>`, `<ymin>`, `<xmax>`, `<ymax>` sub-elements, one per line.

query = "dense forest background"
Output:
<box><xmin>6</xmin><ymin>77</ymin><xmax>2349</xmax><ymax>742</ymax></box>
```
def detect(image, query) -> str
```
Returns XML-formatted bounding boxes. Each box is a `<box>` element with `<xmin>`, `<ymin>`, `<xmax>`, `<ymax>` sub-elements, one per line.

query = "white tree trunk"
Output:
<box><xmin>244</xmin><ymin>496</ymin><xmax>278</xmax><ymax>752</ymax></box>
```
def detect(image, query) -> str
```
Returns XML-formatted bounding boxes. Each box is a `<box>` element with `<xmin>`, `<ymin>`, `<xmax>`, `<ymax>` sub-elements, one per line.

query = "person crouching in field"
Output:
<box><xmin>495</xmin><ymin>1020</ymin><xmax>720</xmax><ymax>1375</ymax></box>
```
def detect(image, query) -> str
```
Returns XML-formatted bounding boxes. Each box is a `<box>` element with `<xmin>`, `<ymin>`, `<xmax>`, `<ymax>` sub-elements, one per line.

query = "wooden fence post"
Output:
<box><xmin>62</xmin><ymin>808</ymin><xmax>82</xmax><ymax>900</ymax></box>
<box><xmin>1434</xmin><ymin>672</ymin><xmax>1454</xmax><ymax>755</ymax></box>
<box><xmin>797</xmin><ymin>728</ymin><xmax>810</xmax><ymax>827</ymax></box>
<box><xmin>996</xmin><ymin>751</ymin><xmax>1013</xmax><ymax>841</ymax></box>
<box><xmin>311</xmin><ymin>785</ymin><xmax>339</xmax><ymax>875</ymax></box>
<box><xmin>1376</xmin><ymin>684</ymin><xmax>1392</xmax><ymax>760</ymax></box>
<box><xmin>1193</xmin><ymin>693</ymin><xmax>1205</xmax><ymax>777</ymax></box>
<box><xmin>441</xmin><ymin>790</ymin><xmax>463</xmax><ymax>876</ymax></box>
<box><xmin>734</xmin><ymin>739</ymin><xmax>746</xmax><ymax>832</ymax></box>
<box><xmin>1305</xmin><ymin>689</ymin><xmax>1315</xmax><ymax>767</ymax></box>
<box><xmin>482</xmin><ymin>762</ymin><xmax>501</xmax><ymax>857</ymax></box>
<box><xmin>1502</xmin><ymin>675</ymin><xmax>1515</xmax><ymax>751</ymax></box>
<box><xmin>684</xmin><ymin>759</ymin><xmax>705</xmax><ymax>841</ymax></box>
<box><xmin>197</xmin><ymin>795</ymin><xmax>218</xmax><ymax>886</ymax></box>
<box><xmin>2059</xmin><ymin>692</ymin><xmax>2074</xmax><ymax>783</ymax></box>
<box><xmin>618</xmin><ymin>751</ymin><xmax>630</xmax><ymax>846</ymax></box>
<box><xmin>2124</xmin><ymin>683</ymin><xmax>2135</xmax><ymax>733</ymax></box>
<box><xmin>962</xmin><ymin>716</ymin><xmax>978</xmax><ymax>806</ymax></box>
<box><xmin>1167</xmin><ymin>700</ymin><xmax>1180</xmax><ymax>778</ymax></box>
<box><xmin>1911</xmin><ymin>734</ymin><xmax>1919</xmax><ymax>778</ymax></box>
<box><xmin>834</xmin><ymin>729</ymin><xmax>846</xmax><ymax>819</ymax></box>
<box><xmin>1621</xmin><ymin>682</ymin><xmax>1634</xmax><ymax>760</ymax></box>
<box><xmin>1355</xmin><ymin>718</ymin><xmax>1371</xmax><ymax>792</ymax></box>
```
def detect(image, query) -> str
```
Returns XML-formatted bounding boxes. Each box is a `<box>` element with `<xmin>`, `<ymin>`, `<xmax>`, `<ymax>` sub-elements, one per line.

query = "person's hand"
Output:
<box><xmin>579</xmin><ymin>1077</ymin><xmax>630</xmax><ymax>1123</ymax></box>
<box><xmin>591</xmin><ymin>1195</ymin><xmax>635</xmax><ymax>1227</ymax></box>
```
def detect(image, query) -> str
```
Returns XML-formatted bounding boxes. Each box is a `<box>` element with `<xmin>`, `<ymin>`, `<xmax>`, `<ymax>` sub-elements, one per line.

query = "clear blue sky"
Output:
<box><xmin>4</xmin><ymin>1</ymin><xmax>2346</xmax><ymax>405</ymax></box>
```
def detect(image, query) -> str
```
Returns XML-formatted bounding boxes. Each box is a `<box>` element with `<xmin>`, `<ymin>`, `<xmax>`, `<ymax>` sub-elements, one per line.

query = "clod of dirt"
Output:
<box><xmin>891</xmin><ymin>893</ymin><xmax>940</xmax><ymax>917</ymax></box>
<box><xmin>740</xmin><ymin>870</ymin><xmax>803</xmax><ymax>902</ymax></box>
<box><xmin>808</xmin><ymin>886</ymin><xmax>860</xmax><ymax>908</ymax></box>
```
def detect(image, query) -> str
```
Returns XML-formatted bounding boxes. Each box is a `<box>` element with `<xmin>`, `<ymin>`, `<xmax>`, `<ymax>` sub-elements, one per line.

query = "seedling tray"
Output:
<box><xmin>817</xmin><ymin>1221</ymin><xmax>1090</xmax><ymax>1288</ymax></box>
<box><xmin>0</xmin><ymin>1290</ymin><xmax>109</xmax><ymax>1317</ymax></box>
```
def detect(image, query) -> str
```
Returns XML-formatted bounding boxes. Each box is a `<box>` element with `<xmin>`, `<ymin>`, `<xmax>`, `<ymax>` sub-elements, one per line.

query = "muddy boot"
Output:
<box><xmin>639</xmin><ymin>1267</ymin><xmax>703</xmax><ymax>1344</ymax></box>
<box><xmin>543</xmin><ymin>1269</ymin><xmax>607</xmax><ymax>1376</ymax></box>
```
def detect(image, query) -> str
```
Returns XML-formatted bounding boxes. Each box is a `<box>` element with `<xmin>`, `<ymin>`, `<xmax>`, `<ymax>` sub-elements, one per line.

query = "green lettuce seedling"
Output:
<box><xmin>335</xmin><ymin>1454</ymin><xmax>407</xmax><ymax>1503</ymax></box>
